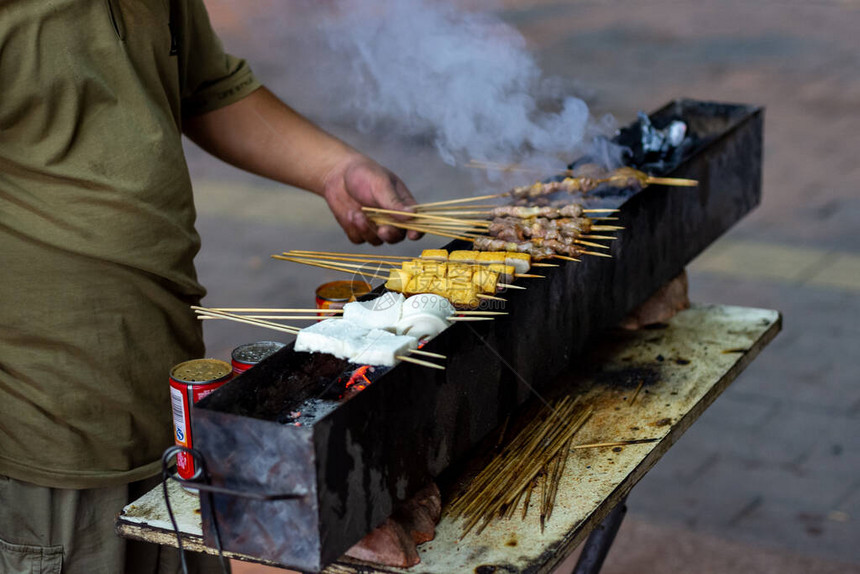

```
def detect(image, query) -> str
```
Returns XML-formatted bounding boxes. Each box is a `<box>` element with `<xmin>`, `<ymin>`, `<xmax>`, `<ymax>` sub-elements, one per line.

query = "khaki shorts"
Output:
<box><xmin>0</xmin><ymin>474</ymin><xmax>227</xmax><ymax>574</ymax></box>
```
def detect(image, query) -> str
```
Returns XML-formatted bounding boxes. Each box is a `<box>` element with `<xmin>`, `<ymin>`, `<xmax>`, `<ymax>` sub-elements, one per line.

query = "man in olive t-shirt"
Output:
<box><xmin>0</xmin><ymin>1</ymin><xmax>418</xmax><ymax>572</ymax></box>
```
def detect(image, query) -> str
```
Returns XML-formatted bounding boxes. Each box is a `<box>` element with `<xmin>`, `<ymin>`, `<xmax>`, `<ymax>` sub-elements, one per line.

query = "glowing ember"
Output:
<box><xmin>345</xmin><ymin>365</ymin><xmax>373</xmax><ymax>393</ymax></box>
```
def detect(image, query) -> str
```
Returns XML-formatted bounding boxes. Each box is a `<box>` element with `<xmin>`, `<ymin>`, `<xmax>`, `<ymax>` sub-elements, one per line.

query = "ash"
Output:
<box><xmin>277</xmin><ymin>398</ymin><xmax>339</xmax><ymax>426</ymax></box>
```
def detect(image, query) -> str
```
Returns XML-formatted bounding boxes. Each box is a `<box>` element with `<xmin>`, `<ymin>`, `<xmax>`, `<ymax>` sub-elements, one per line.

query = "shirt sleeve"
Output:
<box><xmin>178</xmin><ymin>0</ymin><xmax>263</xmax><ymax>116</ymax></box>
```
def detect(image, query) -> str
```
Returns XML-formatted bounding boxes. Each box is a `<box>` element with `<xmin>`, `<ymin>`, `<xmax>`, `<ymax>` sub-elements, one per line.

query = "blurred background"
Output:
<box><xmin>187</xmin><ymin>1</ymin><xmax>859</xmax><ymax>572</ymax></box>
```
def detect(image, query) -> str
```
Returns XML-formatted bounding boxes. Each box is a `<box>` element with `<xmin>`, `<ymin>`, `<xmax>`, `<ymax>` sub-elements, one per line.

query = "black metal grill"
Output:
<box><xmin>192</xmin><ymin>99</ymin><xmax>764</xmax><ymax>572</ymax></box>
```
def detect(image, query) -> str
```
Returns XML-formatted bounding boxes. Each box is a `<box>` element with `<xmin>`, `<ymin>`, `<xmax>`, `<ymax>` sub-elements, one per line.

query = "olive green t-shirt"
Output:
<box><xmin>0</xmin><ymin>0</ymin><xmax>261</xmax><ymax>488</ymax></box>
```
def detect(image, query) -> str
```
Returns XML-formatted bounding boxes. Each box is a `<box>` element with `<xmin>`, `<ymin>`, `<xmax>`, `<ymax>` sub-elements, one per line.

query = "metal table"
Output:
<box><xmin>117</xmin><ymin>304</ymin><xmax>781</xmax><ymax>573</ymax></box>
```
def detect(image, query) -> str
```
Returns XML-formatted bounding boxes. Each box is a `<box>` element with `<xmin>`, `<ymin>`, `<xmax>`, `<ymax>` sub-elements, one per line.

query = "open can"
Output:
<box><xmin>231</xmin><ymin>341</ymin><xmax>286</xmax><ymax>375</ymax></box>
<box><xmin>169</xmin><ymin>358</ymin><xmax>232</xmax><ymax>480</ymax></box>
<box><xmin>315</xmin><ymin>280</ymin><xmax>371</xmax><ymax>314</ymax></box>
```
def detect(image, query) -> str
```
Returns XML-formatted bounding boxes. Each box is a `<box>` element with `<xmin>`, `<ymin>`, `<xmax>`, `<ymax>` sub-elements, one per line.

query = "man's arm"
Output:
<box><xmin>182</xmin><ymin>86</ymin><xmax>418</xmax><ymax>245</ymax></box>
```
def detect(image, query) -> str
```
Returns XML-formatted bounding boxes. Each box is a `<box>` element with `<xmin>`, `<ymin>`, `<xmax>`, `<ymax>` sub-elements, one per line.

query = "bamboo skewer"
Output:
<box><xmin>287</xmin><ymin>250</ymin><xmax>412</xmax><ymax>260</ymax></box>
<box><xmin>271</xmin><ymin>255</ymin><xmax>389</xmax><ymax>280</ymax></box>
<box><xmin>281</xmin><ymin>253</ymin><xmax>400</xmax><ymax>266</ymax></box>
<box><xmin>581</xmin><ymin>250</ymin><xmax>613</xmax><ymax>258</ymax></box>
<box><xmin>642</xmin><ymin>176</ymin><xmax>698</xmax><ymax>187</ymax></box>
<box><xmin>398</xmin><ymin>220</ymin><xmax>489</xmax><ymax>229</ymax></box>
<box><xmin>209</xmin><ymin>307</ymin><xmax>509</xmax><ymax>321</ymax></box>
<box><xmin>363</xmin><ymin>206</ymin><xmax>490</xmax><ymax>227</ymax></box>
<box><xmin>418</xmin><ymin>208</ymin><xmax>620</xmax><ymax>217</ymax></box>
<box><xmin>456</xmin><ymin>311</ymin><xmax>509</xmax><ymax>316</ymax></box>
<box><xmin>464</xmin><ymin>159</ymin><xmax>699</xmax><ymax>188</ymax></box>
<box><xmin>414</xmin><ymin>204</ymin><xmax>501</xmax><ymax>212</ymax></box>
<box><xmin>200</xmin><ymin>315</ymin><xmax>324</xmax><ymax>321</ymax></box>
<box><xmin>395</xmin><ymin>355</ymin><xmax>445</xmax><ymax>370</ymax></box>
<box><xmin>370</xmin><ymin>219</ymin><xmax>478</xmax><ymax>242</ymax></box>
<box><xmin>284</xmin><ymin>251</ymin><xmax>539</xmax><ymax>278</ymax></box>
<box><xmin>372</xmin><ymin>219</ymin><xmax>613</xmax><ymax>258</ymax></box>
<box><xmin>368</xmin><ymin>219</ymin><xmax>488</xmax><ymax>234</ymax></box>
<box><xmin>629</xmin><ymin>380</ymin><xmax>645</xmax><ymax>406</ymax></box>
<box><xmin>212</xmin><ymin>307</ymin><xmax>343</xmax><ymax>313</ymax></box>
<box><xmin>570</xmin><ymin>438</ymin><xmax>658</xmax><ymax>450</ymax></box>
<box><xmin>522</xmin><ymin>480</ymin><xmax>535</xmax><ymax>520</ymax></box>
<box><xmin>409</xmin><ymin>349</ymin><xmax>447</xmax><ymax>359</ymax></box>
<box><xmin>193</xmin><ymin>315</ymin><xmax>301</xmax><ymax>335</ymax></box>
<box><xmin>191</xmin><ymin>307</ymin><xmax>301</xmax><ymax>335</ymax></box>
<box><xmin>476</xmin><ymin>294</ymin><xmax>506</xmax><ymax>302</ymax></box>
<box><xmin>574</xmin><ymin>240</ymin><xmax>610</xmax><ymax>250</ymax></box>
<box><xmin>281</xmin><ymin>249</ymin><xmax>558</xmax><ymax>272</ymax></box>
<box><xmin>411</xmin><ymin>193</ymin><xmax>507</xmax><ymax>209</ymax></box>
<box><xmin>277</xmin><ymin>256</ymin><xmax>391</xmax><ymax>273</ymax></box>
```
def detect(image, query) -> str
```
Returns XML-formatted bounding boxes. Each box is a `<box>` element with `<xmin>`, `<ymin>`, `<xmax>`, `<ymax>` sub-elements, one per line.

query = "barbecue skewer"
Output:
<box><xmin>203</xmin><ymin>313</ymin><xmax>495</xmax><ymax>323</ymax></box>
<box><xmin>281</xmin><ymin>254</ymin><xmax>400</xmax><ymax>267</ymax></box>
<box><xmin>371</xmin><ymin>219</ymin><xmax>614</xmax><ymax>257</ymax></box>
<box><xmin>196</xmin><ymin>308</ymin><xmax>447</xmax><ymax>369</ymax></box>
<box><xmin>287</xmin><ymin>250</ymin><xmax>413</xmax><ymax>260</ymax></box>
<box><xmin>276</xmin><ymin>256</ymin><xmax>394</xmax><ymax>274</ymax></box>
<box><xmin>283</xmin><ymin>248</ymin><xmax>556</xmax><ymax>273</ymax></box>
<box><xmin>284</xmin><ymin>252</ymin><xmax>544</xmax><ymax>280</ymax></box>
<box><xmin>271</xmin><ymin>255</ymin><xmax>389</xmax><ymax>280</ymax></box>
<box><xmin>418</xmin><ymin>207</ymin><xmax>620</xmax><ymax>218</ymax></box>
<box><xmin>409</xmin><ymin>349</ymin><xmax>446</xmax><ymax>359</ymax></box>
<box><xmin>395</xmin><ymin>355</ymin><xmax>445</xmax><ymax>370</ymax></box>
<box><xmin>410</xmin><ymin>194</ymin><xmax>508</xmax><ymax>209</ymax></box>
<box><xmin>466</xmin><ymin>160</ymin><xmax>699</xmax><ymax>188</ymax></box>
<box><xmin>200</xmin><ymin>315</ymin><xmax>327</xmax><ymax>321</ymax></box>
<box><xmin>211</xmin><ymin>307</ymin><xmax>343</xmax><ymax>313</ymax></box>
<box><xmin>210</xmin><ymin>307</ymin><xmax>507</xmax><ymax>317</ymax></box>
<box><xmin>369</xmin><ymin>218</ymin><xmax>479</xmax><ymax>242</ymax></box>
<box><xmin>191</xmin><ymin>307</ymin><xmax>301</xmax><ymax>334</ymax></box>
<box><xmin>285</xmin><ymin>254</ymin><xmax>525</xmax><ymax>291</ymax></box>
<box><xmin>363</xmin><ymin>206</ymin><xmax>491</xmax><ymax>227</ymax></box>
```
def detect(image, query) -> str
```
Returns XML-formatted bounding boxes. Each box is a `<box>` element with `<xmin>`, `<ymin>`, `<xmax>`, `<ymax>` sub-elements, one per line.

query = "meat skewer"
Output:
<box><xmin>508</xmin><ymin>166</ymin><xmax>697</xmax><ymax>200</ymax></box>
<box><xmin>472</xmin><ymin>236</ymin><xmax>610</xmax><ymax>260</ymax></box>
<box><xmin>409</xmin><ymin>167</ymin><xmax>697</xmax><ymax>211</ymax></box>
<box><xmin>487</xmin><ymin>216</ymin><xmax>616</xmax><ymax>242</ymax></box>
<box><xmin>419</xmin><ymin>205</ymin><xmax>618</xmax><ymax>218</ymax></box>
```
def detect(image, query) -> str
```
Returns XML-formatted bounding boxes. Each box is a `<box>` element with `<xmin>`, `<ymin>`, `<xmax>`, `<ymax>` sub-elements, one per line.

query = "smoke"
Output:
<box><xmin>245</xmin><ymin>0</ymin><xmax>621</xmax><ymax>176</ymax></box>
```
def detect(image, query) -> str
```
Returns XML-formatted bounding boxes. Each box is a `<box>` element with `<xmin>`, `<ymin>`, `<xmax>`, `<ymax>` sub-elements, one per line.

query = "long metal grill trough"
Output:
<box><xmin>192</xmin><ymin>99</ymin><xmax>764</xmax><ymax>571</ymax></box>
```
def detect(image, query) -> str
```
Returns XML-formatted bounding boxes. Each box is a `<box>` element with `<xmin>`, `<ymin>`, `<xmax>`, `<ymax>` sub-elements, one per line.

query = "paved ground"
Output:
<box><xmin>193</xmin><ymin>1</ymin><xmax>860</xmax><ymax>571</ymax></box>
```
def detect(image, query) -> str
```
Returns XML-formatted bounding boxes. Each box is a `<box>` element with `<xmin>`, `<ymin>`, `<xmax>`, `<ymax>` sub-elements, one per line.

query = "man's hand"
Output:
<box><xmin>322</xmin><ymin>154</ymin><xmax>422</xmax><ymax>245</ymax></box>
<box><xmin>182</xmin><ymin>86</ymin><xmax>422</xmax><ymax>246</ymax></box>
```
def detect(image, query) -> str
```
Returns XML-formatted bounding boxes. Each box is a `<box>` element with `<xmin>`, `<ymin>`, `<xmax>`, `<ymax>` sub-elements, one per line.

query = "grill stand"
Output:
<box><xmin>572</xmin><ymin>498</ymin><xmax>627</xmax><ymax>574</ymax></box>
<box><xmin>117</xmin><ymin>304</ymin><xmax>781</xmax><ymax>573</ymax></box>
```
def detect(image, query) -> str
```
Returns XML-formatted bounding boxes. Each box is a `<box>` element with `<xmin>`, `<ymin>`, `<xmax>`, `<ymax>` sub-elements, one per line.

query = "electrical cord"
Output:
<box><xmin>160</xmin><ymin>445</ymin><xmax>306</xmax><ymax>574</ymax></box>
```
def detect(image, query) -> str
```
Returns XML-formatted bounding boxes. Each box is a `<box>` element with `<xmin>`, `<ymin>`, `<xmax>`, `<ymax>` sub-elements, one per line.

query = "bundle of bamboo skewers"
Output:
<box><xmin>447</xmin><ymin>396</ymin><xmax>594</xmax><ymax>536</ymax></box>
<box><xmin>355</xmin><ymin>163</ymin><xmax>696</xmax><ymax>259</ymax></box>
<box><xmin>363</xmin><ymin>205</ymin><xmax>620</xmax><ymax>261</ymax></box>
<box><xmin>446</xmin><ymin>395</ymin><xmax>659</xmax><ymax>536</ymax></box>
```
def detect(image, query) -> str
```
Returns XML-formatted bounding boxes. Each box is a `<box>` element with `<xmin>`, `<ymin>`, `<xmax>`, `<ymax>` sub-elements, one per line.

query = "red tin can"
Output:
<box><xmin>231</xmin><ymin>341</ymin><xmax>286</xmax><ymax>375</ymax></box>
<box><xmin>315</xmin><ymin>280</ymin><xmax>371</xmax><ymax>315</ymax></box>
<box><xmin>169</xmin><ymin>358</ymin><xmax>232</xmax><ymax>480</ymax></box>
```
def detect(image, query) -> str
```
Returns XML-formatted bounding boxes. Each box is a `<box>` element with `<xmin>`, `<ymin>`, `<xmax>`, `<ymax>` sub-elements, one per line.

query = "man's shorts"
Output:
<box><xmin>0</xmin><ymin>474</ymin><xmax>227</xmax><ymax>574</ymax></box>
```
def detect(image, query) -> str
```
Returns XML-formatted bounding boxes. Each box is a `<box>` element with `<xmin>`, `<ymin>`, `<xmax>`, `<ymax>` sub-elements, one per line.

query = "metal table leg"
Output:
<box><xmin>571</xmin><ymin>497</ymin><xmax>627</xmax><ymax>574</ymax></box>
